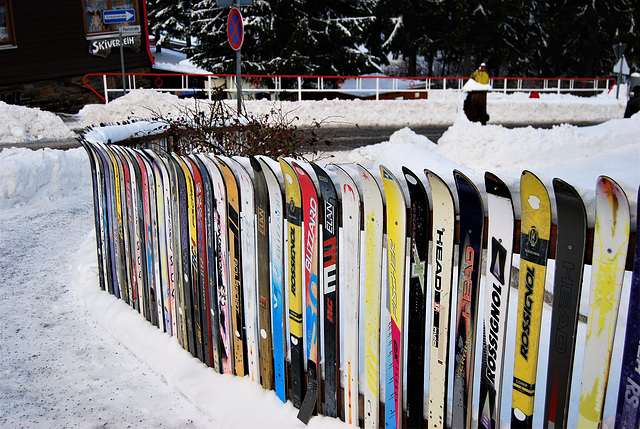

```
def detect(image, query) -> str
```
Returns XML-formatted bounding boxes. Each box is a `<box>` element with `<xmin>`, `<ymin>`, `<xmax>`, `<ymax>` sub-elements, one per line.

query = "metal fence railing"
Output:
<box><xmin>82</xmin><ymin>73</ymin><xmax>616</xmax><ymax>103</ymax></box>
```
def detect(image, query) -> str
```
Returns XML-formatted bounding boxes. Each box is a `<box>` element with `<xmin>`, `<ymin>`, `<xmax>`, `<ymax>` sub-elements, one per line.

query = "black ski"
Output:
<box><xmin>402</xmin><ymin>167</ymin><xmax>429</xmax><ymax>429</ymax></box>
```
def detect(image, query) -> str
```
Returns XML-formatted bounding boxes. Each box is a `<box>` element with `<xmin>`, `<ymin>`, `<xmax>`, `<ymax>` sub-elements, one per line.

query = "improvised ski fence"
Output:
<box><xmin>80</xmin><ymin>126</ymin><xmax>638</xmax><ymax>429</ymax></box>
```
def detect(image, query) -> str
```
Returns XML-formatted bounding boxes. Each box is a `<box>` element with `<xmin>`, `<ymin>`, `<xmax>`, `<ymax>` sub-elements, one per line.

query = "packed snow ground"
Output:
<box><xmin>0</xmin><ymin>89</ymin><xmax>638</xmax><ymax>428</ymax></box>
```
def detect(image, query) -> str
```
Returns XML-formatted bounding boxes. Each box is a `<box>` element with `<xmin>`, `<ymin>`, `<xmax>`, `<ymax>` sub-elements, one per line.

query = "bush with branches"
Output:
<box><xmin>131</xmin><ymin>97</ymin><xmax>331</xmax><ymax>160</ymax></box>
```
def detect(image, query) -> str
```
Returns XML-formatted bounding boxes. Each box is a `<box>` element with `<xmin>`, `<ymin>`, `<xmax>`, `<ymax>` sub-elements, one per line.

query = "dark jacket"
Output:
<box><xmin>624</xmin><ymin>86</ymin><xmax>640</xmax><ymax>118</ymax></box>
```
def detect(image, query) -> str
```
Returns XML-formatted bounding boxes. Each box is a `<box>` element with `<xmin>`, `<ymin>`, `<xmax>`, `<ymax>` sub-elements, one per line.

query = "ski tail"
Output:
<box><xmin>380</xmin><ymin>165</ymin><xmax>408</xmax><ymax>429</ymax></box>
<box><xmin>578</xmin><ymin>176</ymin><xmax>630</xmax><ymax>427</ymax></box>
<box><xmin>543</xmin><ymin>178</ymin><xmax>587</xmax><ymax>428</ymax></box>
<box><xmin>478</xmin><ymin>172</ymin><xmax>515</xmax><ymax>429</ymax></box>
<box><xmin>512</xmin><ymin>170</ymin><xmax>551</xmax><ymax>427</ymax></box>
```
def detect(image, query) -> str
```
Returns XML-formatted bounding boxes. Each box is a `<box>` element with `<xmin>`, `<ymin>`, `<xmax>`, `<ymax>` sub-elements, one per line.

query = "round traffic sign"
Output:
<box><xmin>227</xmin><ymin>7</ymin><xmax>244</xmax><ymax>51</ymax></box>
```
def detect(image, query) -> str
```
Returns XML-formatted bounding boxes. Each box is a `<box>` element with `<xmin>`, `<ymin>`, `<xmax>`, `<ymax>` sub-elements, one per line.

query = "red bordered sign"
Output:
<box><xmin>227</xmin><ymin>7</ymin><xmax>244</xmax><ymax>51</ymax></box>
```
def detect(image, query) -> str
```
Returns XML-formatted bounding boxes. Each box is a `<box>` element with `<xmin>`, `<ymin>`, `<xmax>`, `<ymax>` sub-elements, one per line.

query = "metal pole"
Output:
<box><xmin>236</xmin><ymin>49</ymin><xmax>242</xmax><ymax>113</ymax></box>
<box><xmin>616</xmin><ymin>56</ymin><xmax>623</xmax><ymax>100</ymax></box>
<box><xmin>119</xmin><ymin>29</ymin><xmax>126</xmax><ymax>97</ymax></box>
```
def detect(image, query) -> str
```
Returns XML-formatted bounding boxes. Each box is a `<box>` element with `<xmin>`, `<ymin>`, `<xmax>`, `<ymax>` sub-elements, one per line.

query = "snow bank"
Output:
<box><xmin>0</xmin><ymin>101</ymin><xmax>76</xmax><ymax>143</ymax></box>
<box><xmin>72</xmin><ymin>232</ymin><xmax>348</xmax><ymax>429</ymax></box>
<box><xmin>0</xmin><ymin>89</ymin><xmax>628</xmax><ymax>143</ymax></box>
<box><xmin>0</xmin><ymin>147</ymin><xmax>91</xmax><ymax>209</ymax></box>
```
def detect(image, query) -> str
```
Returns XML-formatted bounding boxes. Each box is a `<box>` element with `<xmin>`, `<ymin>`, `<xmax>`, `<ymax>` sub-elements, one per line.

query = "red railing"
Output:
<box><xmin>83</xmin><ymin>73</ymin><xmax>616</xmax><ymax>103</ymax></box>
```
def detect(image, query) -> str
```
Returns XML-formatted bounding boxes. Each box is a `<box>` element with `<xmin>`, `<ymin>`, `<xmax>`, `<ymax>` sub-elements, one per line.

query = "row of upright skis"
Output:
<box><xmin>81</xmin><ymin>140</ymin><xmax>639</xmax><ymax>429</ymax></box>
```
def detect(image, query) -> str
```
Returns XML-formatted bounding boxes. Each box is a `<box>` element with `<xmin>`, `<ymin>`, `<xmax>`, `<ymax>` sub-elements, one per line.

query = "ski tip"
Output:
<box><xmin>379</xmin><ymin>164</ymin><xmax>394</xmax><ymax>181</ymax></box>
<box><xmin>401</xmin><ymin>166</ymin><xmax>419</xmax><ymax>185</ymax></box>
<box><xmin>453</xmin><ymin>169</ymin><xmax>479</xmax><ymax>192</ymax></box>
<box><xmin>484</xmin><ymin>171</ymin><xmax>511</xmax><ymax>200</ymax></box>
<box><xmin>249</xmin><ymin>156</ymin><xmax>262</xmax><ymax>172</ymax></box>
<box><xmin>296</xmin><ymin>379</ymin><xmax>319</xmax><ymax>425</ymax></box>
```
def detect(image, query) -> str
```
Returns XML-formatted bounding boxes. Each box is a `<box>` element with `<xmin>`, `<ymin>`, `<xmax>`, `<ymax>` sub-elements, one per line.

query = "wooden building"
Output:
<box><xmin>0</xmin><ymin>0</ymin><xmax>153</xmax><ymax>112</ymax></box>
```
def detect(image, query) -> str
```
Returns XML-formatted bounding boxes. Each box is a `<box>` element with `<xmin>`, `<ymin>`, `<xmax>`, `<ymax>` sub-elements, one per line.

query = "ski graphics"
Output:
<box><xmin>148</xmin><ymin>151</ymin><xmax>175</xmax><ymax>336</ymax></box>
<box><xmin>425</xmin><ymin>170</ymin><xmax>455</xmax><ymax>429</ymax></box>
<box><xmin>180</xmin><ymin>155</ymin><xmax>208</xmax><ymax>362</ymax></box>
<box><xmin>452</xmin><ymin>170</ymin><xmax>485</xmax><ymax>429</ymax></box>
<box><xmin>165</xmin><ymin>155</ymin><xmax>185</xmax><ymax>344</ymax></box>
<box><xmin>357</xmin><ymin>164</ymin><xmax>384</xmax><ymax>429</ymax></box>
<box><xmin>169</xmin><ymin>154</ymin><xmax>190</xmax><ymax>351</ymax></box>
<box><xmin>187</xmin><ymin>155</ymin><xmax>213</xmax><ymax>364</ymax></box>
<box><xmin>229</xmin><ymin>157</ymin><xmax>260</xmax><ymax>384</ymax></box>
<box><xmin>478</xmin><ymin>172</ymin><xmax>515</xmax><ymax>429</ymax></box>
<box><xmin>251</xmin><ymin>157</ymin><xmax>275</xmax><ymax>390</ymax></box>
<box><xmin>203</xmin><ymin>154</ymin><xmax>233</xmax><ymax>375</ymax></box>
<box><xmin>511</xmin><ymin>170</ymin><xmax>551</xmax><ymax>428</ymax></box>
<box><xmin>159</xmin><ymin>153</ymin><xmax>178</xmax><ymax>336</ymax></box>
<box><xmin>311</xmin><ymin>163</ymin><xmax>340</xmax><ymax>418</ymax></box>
<box><xmin>176</xmin><ymin>155</ymin><xmax>203</xmax><ymax>358</ymax></box>
<box><xmin>192</xmin><ymin>154</ymin><xmax>221</xmax><ymax>371</ymax></box>
<box><xmin>380</xmin><ymin>165</ymin><xmax>407</xmax><ymax>429</ymax></box>
<box><xmin>134</xmin><ymin>149</ymin><xmax>152</xmax><ymax>323</ymax></box>
<box><xmin>216</xmin><ymin>156</ymin><xmax>247</xmax><ymax>377</ymax></box>
<box><xmin>118</xmin><ymin>148</ymin><xmax>144</xmax><ymax>313</ymax></box>
<box><xmin>81</xmin><ymin>142</ymin><xmax>108</xmax><ymax>292</ymax></box>
<box><xmin>93</xmin><ymin>144</ymin><xmax>116</xmax><ymax>296</ymax></box>
<box><xmin>294</xmin><ymin>161</ymin><xmax>321</xmax><ymax>424</ymax></box>
<box><xmin>145</xmin><ymin>151</ymin><xmax>168</xmax><ymax>330</ymax></box>
<box><xmin>113</xmin><ymin>147</ymin><xmax>134</xmax><ymax>304</ymax></box>
<box><xmin>103</xmin><ymin>144</ymin><xmax>123</xmax><ymax>299</ymax></box>
<box><xmin>107</xmin><ymin>145</ymin><xmax>127</xmax><ymax>301</ymax></box>
<box><xmin>279</xmin><ymin>158</ymin><xmax>305</xmax><ymax>408</ymax></box>
<box><xmin>615</xmin><ymin>186</ymin><xmax>640</xmax><ymax>429</ymax></box>
<box><xmin>97</xmin><ymin>144</ymin><xmax>117</xmax><ymax>296</ymax></box>
<box><xmin>402</xmin><ymin>167</ymin><xmax>429</xmax><ymax>429</ymax></box>
<box><xmin>126</xmin><ymin>148</ymin><xmax>148</xmax><ymax>316</ymax></box>
<box><xmin>259</xmin><ymin>157</ymin><xmax>287</xmax><ymax>402</ymax></box>
<box><xmin>141</xmin><ymin>152</ymin><xmax>163</xmax><ymax>329</ymax></box>
<box><xmin>543</xmin><ymin>178</ymin><xmax>587</xmax><ymax>428</ymax></box>
<box><xmin>120</xmin><ymin>149</ymin><xmax>137</xmax><ymax>307</ymax></box>
<box><xmin>578</xmin><ymin>176</ymin><xmax>630</xmax><ymax>427</ymax></box>
<box><xmin>137</xmin><ymin>152</ymin><xmax>159</xmax><ymax>327</ymax></box>
<box><xmin>334</xmin><ymin>165</ymin><xmax>362</xmax><ymax>426</ymax></box>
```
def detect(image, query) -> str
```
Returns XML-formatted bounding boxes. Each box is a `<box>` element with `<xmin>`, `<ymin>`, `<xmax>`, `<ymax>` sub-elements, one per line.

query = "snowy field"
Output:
<box><xmin>0</xmin><ymin>89</ymin><xmax>638</xmax><ymax>428</ymax></box>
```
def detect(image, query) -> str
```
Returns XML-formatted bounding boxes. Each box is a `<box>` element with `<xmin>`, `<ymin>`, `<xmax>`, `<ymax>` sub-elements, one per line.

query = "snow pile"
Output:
<box><xmin>0</xmin><ymin>147</ymin><xmax>91</xmax><ymax>209</ymax></box>
<box><xmin>0</xmin><ymin>88</ymin><xmax>629</xmax><ymax>143</ymax></box>
<box><xmin>0</xmin><ymin>100</ymin><xmax>76</xmax><ymax>142</ymax></box>
<box><xmin>77</xmin><ymin>89</ymin><xmax>189</xmax><ymax>128</ymax></box>
<box><xmin>437</xmin><ymin>113</ymin><xmax>640</xmax><ymax>183</ymax></box>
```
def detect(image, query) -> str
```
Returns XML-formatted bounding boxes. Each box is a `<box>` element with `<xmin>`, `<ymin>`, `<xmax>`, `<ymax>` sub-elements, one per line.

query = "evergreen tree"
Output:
<box><xmin>187</xmin><ymin>0</ymin><xmax>381</xmax><ymax>76</ymax></box>
<box><xmin>147</xmin><ymin>0</ymin><xmax>192</xmax><ymax>50</ymax></box>
<box><xmin>534</xmin><ymin>0</ymin><xmax>637</xmax><ymax>77</ymax></box>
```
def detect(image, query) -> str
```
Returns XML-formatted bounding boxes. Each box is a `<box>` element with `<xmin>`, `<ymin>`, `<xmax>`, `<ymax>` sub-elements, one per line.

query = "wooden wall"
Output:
<box><xmin>0</xmin><ymin>0</ymin><xmax>152</xmax><ymax>85</ymax></box>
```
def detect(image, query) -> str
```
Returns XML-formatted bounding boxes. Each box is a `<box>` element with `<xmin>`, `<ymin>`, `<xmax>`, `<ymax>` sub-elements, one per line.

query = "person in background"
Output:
<box><xmin>624</xmin><ymin>85</ymin><xmax>640</xmax><ymax>118</ymax></box>
<box><xmin>470</xmin><ymin>63</ymin><xmax>489</xmax><ymax>84</ymax></box>
<box><xmin>464</xmin><ymin>63</ymin><xmax>490</xmax><ymax>124</ymax></box>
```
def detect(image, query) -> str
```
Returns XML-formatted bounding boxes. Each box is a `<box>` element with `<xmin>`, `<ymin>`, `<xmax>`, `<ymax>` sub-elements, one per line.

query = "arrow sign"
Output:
<box><xmin>613</xmin><ymin>43</ymin><xmax>627</xmax><ymax>60</ymax></box>
<box><xmin>613</xmin><ymin>57</ymin><xmax>630</xmax><ymax>75</ymax></box>
<box><xmin>227</xmin><ymin>7</ymin><xmax>244</xmax><ymax>51</ymax></box>
<box><xmin>103</xmin><ymin>9</ymin><xmax>136</xmax><ymax>24</ymax></box>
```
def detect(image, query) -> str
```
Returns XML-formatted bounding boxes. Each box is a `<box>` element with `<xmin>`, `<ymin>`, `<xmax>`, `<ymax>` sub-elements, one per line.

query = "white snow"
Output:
<box><xmin>0</xmin><ymin>88</ymin><xmax>638</xmax><ymax>428</ymax></box>
<box><xmin>0</xmin><ymin>100</ymin><xmax>76</xmax><ymax>142</ymax></box>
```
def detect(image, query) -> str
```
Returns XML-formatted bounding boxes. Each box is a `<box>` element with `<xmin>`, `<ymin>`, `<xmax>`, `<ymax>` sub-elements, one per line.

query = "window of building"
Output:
<box><xmin>83</xmin><ymin>0</ymin><xmax>140</xmax><ymax>38</ymax></box>
<box><xmin>0</xmin><ymin>0</ymin><xmax>16</xmax><ymax>47</ymax></box>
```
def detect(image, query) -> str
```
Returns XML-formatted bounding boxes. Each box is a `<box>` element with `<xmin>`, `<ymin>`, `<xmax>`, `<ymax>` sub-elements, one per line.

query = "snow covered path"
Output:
<box><xmin>0</xmin><ymin>168</ymin><xmax>215</xmax><ymax>428</ymax></box>
<box><xmin>0</xmin><ymin>147</ymin><xmax>348</xmax><ymax>428</ymax></box>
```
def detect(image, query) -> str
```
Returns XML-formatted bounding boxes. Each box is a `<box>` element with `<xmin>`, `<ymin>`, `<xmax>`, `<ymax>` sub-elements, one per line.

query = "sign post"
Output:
<box><xmin>613</xmin><ymin>43</ymin><xmax>627</xmax><ymax>99</ymax></box>
<box><xmin>103</xmin><ymin>9</ymin><xmax>136</xmax><ymax>98</ymax></box>
<box><xmin>227</xmin><ymin>7</ymin><xmax>244</xmax><ymax>113</ymax></box>
<box><xmin>118</xmin><ymin>27</ymin><xmax>127</xmax><ymax>97</ymax></box>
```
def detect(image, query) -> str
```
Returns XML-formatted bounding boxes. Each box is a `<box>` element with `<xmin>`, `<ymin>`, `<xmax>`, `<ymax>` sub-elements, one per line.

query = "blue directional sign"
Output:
<box><xmin>103</xmin><ymin>9</ymin><xmax>136</xmax><ymax>24</ymax></box>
